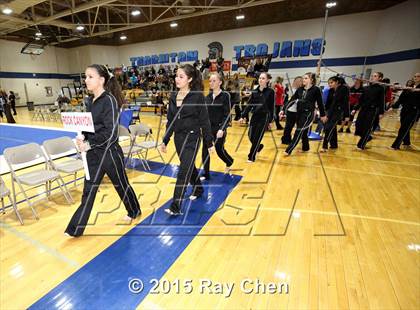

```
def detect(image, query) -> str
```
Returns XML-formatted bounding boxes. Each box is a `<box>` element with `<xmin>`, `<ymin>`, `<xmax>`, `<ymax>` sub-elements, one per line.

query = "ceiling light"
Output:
<box><xmin>131</xmin><ymin>10</ymin><xmax>141</xmax><ymax>16</ymax></box>
<box><xmin>35</xmin><ymin>37</ymin><xmax>41</xmax><ymax>41</ymax></box>
<box><xmin>170</xmin><ymin>22</ymin><xmax>178</xmax><ymax>28</ymax></box>
<box><xmin>76</xmin><ymin>25</ymin><xmax>85</xmax><ymax>31</ymax></box>
<box><xmin>326</xmin><ymin>2</ymin><xmax>337</xmax><ymax>8</ymax></box>
<box><xmin>2</xmin><ymin>8</ymin><xmax>13</xmax><ymax>15</ymax></box>
<box><xmin>120</xmin><ymin>35</ymin><xmax>127</xmax><ymax>40</ymax></box>
<box><xmin>236</xmin><ymin>14</ymin><xmax>245</xmax><ymax>20</ymax></box>
<box><xmin>35</xmin><ymin>32</ymin><xmax>42</xmax><ymax>37</ymax></box>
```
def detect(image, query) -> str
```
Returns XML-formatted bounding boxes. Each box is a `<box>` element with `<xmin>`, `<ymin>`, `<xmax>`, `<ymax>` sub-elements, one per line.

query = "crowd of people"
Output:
<box><xmin>0</xmin><ymin>90</ymin><xmax>17</xmax><ymax>123</ymax></box>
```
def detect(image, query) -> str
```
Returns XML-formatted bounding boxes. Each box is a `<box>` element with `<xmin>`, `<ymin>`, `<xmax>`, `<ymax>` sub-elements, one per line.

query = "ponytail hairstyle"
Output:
<box><xmin>179</xmin><ymin>64</ymin><xmax>203</xmax><ymax>91</ymax></box>
<box><xmin>260</xmin><ymin>71</ymin><xmax>272</xmax><ymax>80</ymax></box>
<box><xmin>209</xmin><ymin>71</ymin><xmax>224</xmax><ymax>89</ymax></box>
<box><xmin>328</xmin><ymin>75</ymin><xmax>344</xmax><ymax>85</ymax></box>
<box><xmin>87</xmin><ymin>64</ymin><xmax>124</xmax><ymax>108</ymax></box>
<box><xmin>304</xmin><ymin>72</ymin><xmax>317</xmax><ymax>85</ymax></box>
<box><xmin>375</xmin><ymin>72</ymin><xmax>384</xmax><ymax>80</ymax></box>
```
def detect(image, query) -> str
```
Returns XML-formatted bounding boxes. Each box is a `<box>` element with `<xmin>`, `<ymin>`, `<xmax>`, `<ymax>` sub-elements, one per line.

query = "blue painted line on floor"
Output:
<box><xmin>29</xmin><ymin>158</ymin><xmax>242</xmax><ymax>309</ymax></box>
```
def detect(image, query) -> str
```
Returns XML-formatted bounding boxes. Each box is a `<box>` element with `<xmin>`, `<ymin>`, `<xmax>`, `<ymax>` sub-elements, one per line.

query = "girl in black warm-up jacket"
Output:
<box><xmin>65</xmin><ymin>64</ymin><xmax>141</xmax><ymax>237</ymax></box>
<box><xmin>391</xmin><ymin>75</ymin><xmax>420</xmax><ymax>150</ymax></box>
<box><xmin>239</xmin><ymin>72</ymin><xmax>274</xmax><ymax>162</ymax></box>
<box><xmin>283</xmin><ymin>72</ymin><xmax>326</xmax><ymax>155</ymax></box>
<box><xmin>352</xmin><ymin>72</ymin><xmax>385</xmax><ymax>150</ymax></box>
<box><xmin>321</xmin><ymin>76</ymin><xmax>350</xmax><ymax>151</ymax></box>
<box><xmin>201</xmin><ymin>72</ymin><xmax>234</xmax><ymax>180</ymax></box>
<box><xmin>160</xmin><ymin>64</ymin><xmax>214</xmax><ymax>215</ymax></box>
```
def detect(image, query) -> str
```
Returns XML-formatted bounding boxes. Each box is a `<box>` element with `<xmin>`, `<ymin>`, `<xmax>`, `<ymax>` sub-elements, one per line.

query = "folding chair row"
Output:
<box><xmin>2</xmin><ymin>137</ymin><xmax>84</xmax><ymax>224</ymax></box>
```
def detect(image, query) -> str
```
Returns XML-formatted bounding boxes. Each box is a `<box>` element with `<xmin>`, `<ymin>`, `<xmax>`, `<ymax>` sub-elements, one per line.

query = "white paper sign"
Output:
<box><xmin>61</xmin><ymin>112</ymin><xmax>95</xmax><ymax>180</ymax></box>
<box><xmin>61</xmin><ymin>112</ymin><xmax>95</xmax><ymax>133</ymax></box>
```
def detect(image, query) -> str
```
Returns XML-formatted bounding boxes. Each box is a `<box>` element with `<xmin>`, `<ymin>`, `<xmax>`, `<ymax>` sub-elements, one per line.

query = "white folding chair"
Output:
<box><xmin>119</xmin><ymin>125</ymin><xmax>150</xmax><ymax>170</ymax></box>
<box><xmin>129</xmin><ymin>123</ymin><xmax>165</xmax><ymax>166</ymax></box>
<box><xmin>3</xmin><ymin>143</ymin><xmax>73</xmax><ymax>223</ymax></box>
<box><xmin>0</xmin><ymin>176</ymin><xmax>23</xmax><ymax>225</ymax></box>
<box><xmin>43</xmin><ymin>136</ymin><xmax>84</xmax><ymax>187</ymax></box>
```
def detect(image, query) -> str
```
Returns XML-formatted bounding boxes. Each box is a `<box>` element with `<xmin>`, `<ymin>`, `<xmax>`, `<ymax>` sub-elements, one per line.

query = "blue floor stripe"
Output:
<box><xmin>0</xmin><ymin>124</ymin><xmax>76</xmax><ymax>153</ymax></box>
<box><xmin>29</xmin><ymin>158</ymin><xmax>242</xmax><ymax>309</ymax></box>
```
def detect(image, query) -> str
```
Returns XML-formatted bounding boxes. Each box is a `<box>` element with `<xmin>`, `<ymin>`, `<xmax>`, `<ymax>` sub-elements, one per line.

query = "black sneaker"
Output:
<box><xmin>257</xmin><ymin>144</ymin><xmax>264</xmax><ymax>153</ymax></box>
<box><xmin>346</xmin><ymin>128</ymin><xmax>351</xmax><ymax>133</ymax></box>
<box><xmin>338</xmin><ymin>128</ymin><xmax>344</xmax><ymax>133</ymax></box>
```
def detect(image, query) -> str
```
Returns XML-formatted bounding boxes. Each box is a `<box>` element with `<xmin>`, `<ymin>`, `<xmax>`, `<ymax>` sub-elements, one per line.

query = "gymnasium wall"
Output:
<box><xmin>0</xmin><ymin>0</ymin><xmax>418</xmax><ymax>106</ymax></box>
<box><xmin>66</xmin><ymin>45</ymin><xmax>120</xmax><ymax>74</ymax></box>
<box><xmin>0</xmin><ymin>39</ymin><xmax>74</xmax><ymax>106</ymax></box>
<box><xmin>119</xmin><ymin>0</ymin><xmax>419</xmax><ymax>84</ymax></box>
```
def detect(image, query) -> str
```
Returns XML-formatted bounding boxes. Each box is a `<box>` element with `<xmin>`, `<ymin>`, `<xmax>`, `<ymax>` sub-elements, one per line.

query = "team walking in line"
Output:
<box><xmin>63</xmin><ymin>63</ymin><xmax>419</xmax><ymax>233</ymax></box>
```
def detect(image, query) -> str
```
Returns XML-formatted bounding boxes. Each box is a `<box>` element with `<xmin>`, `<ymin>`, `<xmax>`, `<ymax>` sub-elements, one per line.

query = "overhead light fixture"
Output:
<box><xmin>236</xmin><ymin>14</ymin><xmax>245</xmax><ymax>20</ymax></box>
<box><xmin>170</xmin><ymin>22</ymin><xmax>178</xmax><ymax>28</ymax></box>
<box><xmin>76</xmin><ymin>25</ymin><xmax>85</xmax><ymax>31</ymax></box>
<box><xmin>2</xmin><ymin>8</ymin><xmax>13</xmax><ymax>15</ymax></box>
<box><xmin>35</xmin><ymin>32</ymin><xmax>42</xmax><ymax>37</ymax></box>
<box><xmin>326</xmin><ymin>2</ymin><xmax>337</xmax><ymax>8</ymax></box>
<box><xmin>120</xmin><ymin>35</ymin><xmax>127</xmax><ymax>40</ymax></box>
<box><xmin>35</xmin><ymin>37</ymin><xmax>41</xmax><ymax>41</ymax></box>
<box><xmin>131</xmin><ymin>10</ymin><xmax>141</xmax><ymax>16</ymax></box>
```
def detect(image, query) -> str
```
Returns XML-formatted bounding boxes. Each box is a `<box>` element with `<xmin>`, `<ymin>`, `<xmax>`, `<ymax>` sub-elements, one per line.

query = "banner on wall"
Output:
<box><xmin>233</xmin><ymin>38</ymin><xmax>326</xmax><ymax>60</ymax></box>
<box><xmin>128</xmin><ymin>38</ymin><xmax>325</xmax><ymax>68</ymax></box>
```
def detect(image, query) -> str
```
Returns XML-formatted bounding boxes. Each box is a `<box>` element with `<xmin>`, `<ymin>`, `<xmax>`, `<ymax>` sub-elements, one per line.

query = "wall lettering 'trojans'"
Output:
<box><xmin>233</xmin><ymin>38</ymin><xmax>325</xmax><ymax>60</ymax></box>
<box><xmin>130</xmin><ymin>50</ymin><xmax>198</xmax><ymax>66</ymax></box>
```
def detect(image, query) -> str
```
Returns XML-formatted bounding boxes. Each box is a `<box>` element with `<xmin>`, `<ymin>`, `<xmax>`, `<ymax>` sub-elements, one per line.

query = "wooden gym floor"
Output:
<box><xmin>0</xmin><ymin>107</ymin><xmax>419</xmax><ymax>309</ymax></box>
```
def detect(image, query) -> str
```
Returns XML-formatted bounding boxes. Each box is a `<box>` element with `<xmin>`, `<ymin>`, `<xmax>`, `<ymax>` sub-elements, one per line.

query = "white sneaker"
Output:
<box><xmin>199</xmin><ymin>176</ymin><xmax>206</xmax><ymax>181</ymax></box>
<box><xmin>164</xmin><ymin>208</ymin><xmax>182</xmax><ymax>216</ymax></box>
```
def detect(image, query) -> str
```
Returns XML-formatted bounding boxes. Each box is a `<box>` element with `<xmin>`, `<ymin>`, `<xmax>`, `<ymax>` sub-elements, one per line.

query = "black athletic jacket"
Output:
<box><xmin>83</xmin><ymin>91</ymin><xmax>119</xmax><ymax>150</ymax></box>
<box><xmin>353</xmin><ymin>83</ymin><xmax>385</xmax><ymax>114</ymax></box>
<box><xmin>242</xmin><ymin>86</ymin><xmax>275</xmax><ymax>121</ymax></box>
<box><xmin>288</xmin><ymin>85</ymin><xmax>326</xmax><ymax>116</ymax></box>
<box><xmin>163</xmin><ymin>91</ymin><xmax>213</xmax><ymax>148</ymax></box>
<box><xmin>392</xmin><ymin>84</ymin><xmax>420</xmax><ymax>116</ymax></box>
<box><xmin>328</xmin><ymin>84</ymin><xmax>350</xmax><ymax>118</ymax></box>
<box><xmin>205</xmin><ymin>90</ymin><xmax>231</xmax><ymax>131</ymax></box>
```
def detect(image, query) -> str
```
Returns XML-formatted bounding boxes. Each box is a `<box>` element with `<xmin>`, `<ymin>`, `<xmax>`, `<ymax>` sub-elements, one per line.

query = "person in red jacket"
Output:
<box><xmin>339</xmin><ymin>78</ymin><xmax>363</xmax><ymax>133</ymax></box>
<box><xmin>274</xmin><ymin>76</ymin><xmax>285</xmax><ymax>130</ymax></box>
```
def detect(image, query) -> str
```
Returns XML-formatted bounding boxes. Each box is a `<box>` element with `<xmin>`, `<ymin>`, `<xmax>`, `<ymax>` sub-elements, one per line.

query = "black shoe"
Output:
<box><xmin>338</xmin><ymin>128</ymin><xmax>344</xmax><ymax>133</ymax></box>
<box><xmin>257</xmin><ymin>144</ymin><xmax>264</xmax><ymax>153</ymax></box>
<box><xmin>346</xmin><ymin>128</ymin><xmax>351</xmax><ymax>133</ymax></box>
<box><xmin>129</xmin><ymin>209</ymin><xmax>142</xmax><ymax>219</ymax></box>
